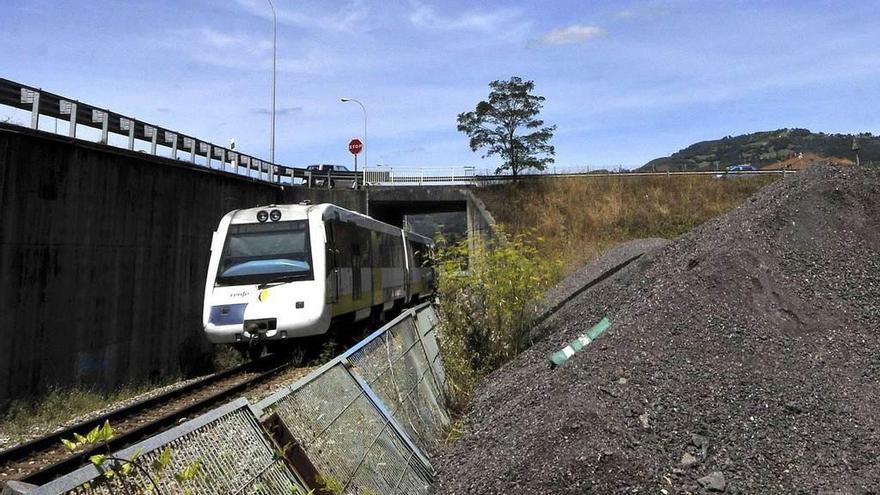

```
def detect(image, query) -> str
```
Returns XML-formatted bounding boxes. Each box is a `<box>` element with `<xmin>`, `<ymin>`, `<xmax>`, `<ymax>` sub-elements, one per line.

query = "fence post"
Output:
<box><xmin>60</xmin><ymin>100</ymin><xmax>77</xmax><ymax>138</ymax></box>
<box><xmin>145</xmin><ymin>125</ymin><xmax>157</xmax><ymax>155</ymax></box>
<box><xmin>120</xmin><ymin>117</ymin><xmax>135</xmax><ymax>150</ymax></box>
<box><xmin>20</xmin><ymin>88</ymin><xmax>40</xmax><ymax>129</ymax></box>
<box><xmin>165</xmin><ymin>131</ymin><xmax>178</xmax><ymax>159</ymax></box>
<box><xmin>91</xmin><ymin>109</ymin><xmax>109</xmax><ymax>144</ymax></box>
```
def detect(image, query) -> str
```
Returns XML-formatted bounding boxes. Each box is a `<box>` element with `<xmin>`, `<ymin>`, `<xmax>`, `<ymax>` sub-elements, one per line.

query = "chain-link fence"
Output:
<box><xmin>32</xmin><ymin>398</ymin><xmax>306</xmax><ymax>495</ymax></box>
<box><xmin>30</xmin><ymin>302</ymin><xmax>449</xmax><ymax>495</ymax></box>
<box><xmin>258</xmin><ymin>302</ymin><xmax>449</xmax><ymax>494</ymax></box>
<box><xmin>345</xmin><ymin>304</ymin><xmax>449</xmax><ymax>455</ymax></box>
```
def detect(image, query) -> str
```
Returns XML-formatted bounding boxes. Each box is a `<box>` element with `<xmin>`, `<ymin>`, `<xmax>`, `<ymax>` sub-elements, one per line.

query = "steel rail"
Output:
<box><xmin>0</xmin><ymin>359</ymin><xmax>293</xmax><ymax>486</ymax></box>
<box><xmin>0</xmin><ymin>363</ymin><xmax>249</xmax><ymax>466</ymax></box>
<box><xmin>18</xmin><ymin>359</ymin><xmax>292</xmax><ymax>486</ymax></box>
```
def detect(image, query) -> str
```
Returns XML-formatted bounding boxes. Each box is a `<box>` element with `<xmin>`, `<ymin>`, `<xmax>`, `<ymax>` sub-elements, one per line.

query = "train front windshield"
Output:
<box><xmin>216</xmin><ymin>220</ymin><xmax>313</xmax><ymax>286</ymax></box>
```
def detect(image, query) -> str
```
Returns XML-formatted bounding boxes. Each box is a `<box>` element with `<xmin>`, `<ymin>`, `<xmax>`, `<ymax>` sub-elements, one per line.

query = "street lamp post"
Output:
<box><xmin>341</xmin><ymin>98</ymin><xmax>366</xmax><ymax>175</ymax></box>
<box><xmin>267</xmin><ymin>0</ymin><xmax>277</xmax><ymax>172</ymax></box>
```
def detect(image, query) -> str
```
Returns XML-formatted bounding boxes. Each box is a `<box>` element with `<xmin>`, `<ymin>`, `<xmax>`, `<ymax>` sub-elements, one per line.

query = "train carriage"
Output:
<box><xmin>203</xmin><ymin>203</ymin><xmax>434</xmax><ymax>356</ymax></box>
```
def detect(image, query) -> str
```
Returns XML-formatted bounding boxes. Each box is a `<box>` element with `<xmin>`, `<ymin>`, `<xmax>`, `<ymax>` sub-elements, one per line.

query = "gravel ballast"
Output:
<box><xmin>435</xmin><ymin>166</ymin><xmax>880</xmax><ymax>494</ymax></box>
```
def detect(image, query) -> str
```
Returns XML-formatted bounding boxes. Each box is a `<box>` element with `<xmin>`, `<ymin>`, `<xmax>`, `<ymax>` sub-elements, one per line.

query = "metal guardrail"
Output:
<box><xmin>0</xmin><ymin>78</ymin><xmax>298</xmax><ymax>185</ymax></box>
<box><xmin>26</xmin><ymin>303</ymin><xmax>450</xmax><ymax>495</ymax></box>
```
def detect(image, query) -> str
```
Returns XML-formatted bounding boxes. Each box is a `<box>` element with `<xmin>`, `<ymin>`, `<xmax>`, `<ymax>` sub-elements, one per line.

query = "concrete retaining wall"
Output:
<box><xmin>0</xmin><ymin>126</ymin><xmax>366</xmax><ymax>405</ymax></box>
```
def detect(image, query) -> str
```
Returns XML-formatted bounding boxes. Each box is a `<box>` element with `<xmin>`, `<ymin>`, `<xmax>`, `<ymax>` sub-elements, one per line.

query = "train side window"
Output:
<box><xmin>413</xmin><ymin>246</ymin><xmax>425</xmax><ymax>267</ymax></box>
<box><xmin>352</xmin><ymin>243</ymin><xmax>362</xmax><ymax>300</ymax></box>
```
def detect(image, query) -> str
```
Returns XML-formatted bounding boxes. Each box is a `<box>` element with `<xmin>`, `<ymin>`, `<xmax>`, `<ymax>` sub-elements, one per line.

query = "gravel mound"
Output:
<box><xmin>536</xmin><ymin>238</ymin><xmax>670</xmax><ymax>322</ymax></box>
<box><xmin>435</xmin><ymin>166</ymin><xmax>880</xmax><ymax>494</ymax></box>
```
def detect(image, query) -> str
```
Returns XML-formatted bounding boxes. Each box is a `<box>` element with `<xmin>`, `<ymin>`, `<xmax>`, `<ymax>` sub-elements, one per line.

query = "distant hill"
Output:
<box><xmin>639</xmin><ymin>128</ymin><xmax>879</xmax><ymax>171</ymax></box>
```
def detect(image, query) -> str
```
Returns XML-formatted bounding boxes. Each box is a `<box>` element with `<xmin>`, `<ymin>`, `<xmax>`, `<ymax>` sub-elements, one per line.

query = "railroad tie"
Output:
<box><xmin>549</xmin><ymin>317</ymin><xmax>611</xmax><ymax>368</ymax></box>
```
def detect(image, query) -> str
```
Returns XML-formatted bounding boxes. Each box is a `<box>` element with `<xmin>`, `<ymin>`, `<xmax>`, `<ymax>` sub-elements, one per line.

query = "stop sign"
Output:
<box><xmin>348</xmin><ymin>138</ymin><xmax>363</xmax><ymax>155</ymax></box>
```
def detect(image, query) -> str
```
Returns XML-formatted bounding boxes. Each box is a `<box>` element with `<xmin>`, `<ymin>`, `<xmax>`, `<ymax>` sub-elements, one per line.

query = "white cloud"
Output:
<box><xmin>540</xmin><ymin>25</ymin><xmax>605</xmax><ymax>45</ymax></box>
<box><xmin>407</xmin><ymin>1</ymin><xmax>528</xmax><ymax>37</ymax></box>
<box><xmin>235</xmin><ymin>0</ymin><xmax>368</xmax><ymax>32</ymax></box>
<box><xmin>164</xmin><ymin>27</ymin><xmax>346</xmax><ymax>75</ymax></box>
<box><xmin>199</xmin><ymin>28</ymin><xmax>271</xmax><ymax>53</ymax></box>
<box><xmin>166</xmin><ymin>28</ymin><xmax>271</xmax><ymax>69</ymax></box>
<box><xmin>614</xmin><ymin>2</ymin><xmax>672</xmax><ymax>21</ymax></box>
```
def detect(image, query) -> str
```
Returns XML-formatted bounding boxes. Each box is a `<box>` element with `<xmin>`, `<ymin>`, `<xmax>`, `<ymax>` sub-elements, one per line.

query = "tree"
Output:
<box><xmin>457</xmin><ymin>76</ymin><xmax>556</xmax><ymax>177</ymax></box>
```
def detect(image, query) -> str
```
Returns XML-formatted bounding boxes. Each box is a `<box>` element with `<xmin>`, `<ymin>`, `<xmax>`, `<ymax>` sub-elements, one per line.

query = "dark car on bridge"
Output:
<box><xmin>305</xmin><ymin>164</ymin><xmax>354</xmax><ymax>188</ymax></box>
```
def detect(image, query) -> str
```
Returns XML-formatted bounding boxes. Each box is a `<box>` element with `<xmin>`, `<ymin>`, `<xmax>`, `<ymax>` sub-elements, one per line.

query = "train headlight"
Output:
<box><xmin>257</xmin><ymin>210</ymin><xmax>269</xmax><ymax>222</ymax></box>
<box><xmin>269</xmin><ymin>209</ymin><xmax>282</xmax><ymax>222</ymax></box>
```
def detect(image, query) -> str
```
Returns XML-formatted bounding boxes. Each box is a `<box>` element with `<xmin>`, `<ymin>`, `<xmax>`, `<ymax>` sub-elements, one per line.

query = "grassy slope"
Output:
<box><xmin>476</xmin><ymin>175</ymin><xmax>779</xmax><ymax>272</ymax></box>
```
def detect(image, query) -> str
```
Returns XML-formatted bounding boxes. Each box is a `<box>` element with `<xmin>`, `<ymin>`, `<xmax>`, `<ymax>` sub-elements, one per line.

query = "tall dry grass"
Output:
<box><xmin>476</xmin><ymin>175</ymin><xmax>779</xmax><ymax>271</ymax></box>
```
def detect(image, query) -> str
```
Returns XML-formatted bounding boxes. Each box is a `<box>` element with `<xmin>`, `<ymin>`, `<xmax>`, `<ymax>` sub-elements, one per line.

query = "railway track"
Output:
<box><xmin>0</xmin><ymin>357</ymin><xmax>298</xmax><ymax>487</ymax></box>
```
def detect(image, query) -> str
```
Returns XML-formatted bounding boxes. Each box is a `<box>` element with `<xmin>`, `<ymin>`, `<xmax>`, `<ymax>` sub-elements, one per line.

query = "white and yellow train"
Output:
<box><xmin>202</xmin><ymin>203</ymin><xmax>434</xmax><ymax>356</ymax></box>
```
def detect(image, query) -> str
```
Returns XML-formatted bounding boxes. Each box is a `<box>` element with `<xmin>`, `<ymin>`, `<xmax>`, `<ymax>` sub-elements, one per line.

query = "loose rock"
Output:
<box><xmin>680</xmin><ymin>452</ymin><xmax>698</xmax><ymax>468</ymax></box>
<box><xmin>698</xmin><ymin>471</ymin><xmax>727</xmax><ymax>492</ymax></box>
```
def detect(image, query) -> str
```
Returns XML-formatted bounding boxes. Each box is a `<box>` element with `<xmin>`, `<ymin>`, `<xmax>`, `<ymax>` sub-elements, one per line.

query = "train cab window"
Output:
<box><xmin>216</xmin><ymin>220</ymin><xmax>313</xmax><ymax>286</ymax></box>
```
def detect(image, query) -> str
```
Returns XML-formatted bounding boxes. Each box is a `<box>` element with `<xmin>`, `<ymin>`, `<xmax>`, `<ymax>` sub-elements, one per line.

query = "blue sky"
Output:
<box><xmin>2</xmin><ymin>0</ymin><xmax>878</xmax><ymax>171</ymax></box>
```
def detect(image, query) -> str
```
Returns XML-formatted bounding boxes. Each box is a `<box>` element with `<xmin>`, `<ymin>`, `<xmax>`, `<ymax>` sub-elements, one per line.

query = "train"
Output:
<box><xmin>202</xmin><ymin>203</ymin><xmax>435</xmax><ymax>357</ymax></box>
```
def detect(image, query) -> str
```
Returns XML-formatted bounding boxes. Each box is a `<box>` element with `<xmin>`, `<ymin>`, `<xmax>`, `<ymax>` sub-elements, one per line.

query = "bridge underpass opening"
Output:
<box><xmin>405</xmin><ymin>211</ymin><xmax>468</xmax><ymax>244</ymax></box>
<box><xmin>368</xmin><ymin>199</ymin><xmax>468</xmax><ymax>243</ymax></box>
<box><xmin>366</xmin><ymin>186</ymin><xmax>498</xmax><ymax>258</ymax></box>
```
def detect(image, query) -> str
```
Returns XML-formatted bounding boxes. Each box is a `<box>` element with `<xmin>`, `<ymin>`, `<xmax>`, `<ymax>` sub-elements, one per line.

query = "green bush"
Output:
<box><xmin>434</xmin><ymin>228</ymin><xmax>561</xmax><ymax>411</ymax></box>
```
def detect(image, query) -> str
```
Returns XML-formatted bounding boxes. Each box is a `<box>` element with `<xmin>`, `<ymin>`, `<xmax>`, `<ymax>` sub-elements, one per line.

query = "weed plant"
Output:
<box><xmin>433</xmin><ymin>229</ymin><xmax>562</xmax><ymax>411</ymax></box>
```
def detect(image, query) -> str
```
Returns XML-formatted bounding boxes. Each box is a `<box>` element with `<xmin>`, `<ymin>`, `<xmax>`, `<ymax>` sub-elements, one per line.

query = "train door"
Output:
<box><xmin>325</xmin><ymin>221</ymin><xmax>339</xmax><ymax>303</ymax></box>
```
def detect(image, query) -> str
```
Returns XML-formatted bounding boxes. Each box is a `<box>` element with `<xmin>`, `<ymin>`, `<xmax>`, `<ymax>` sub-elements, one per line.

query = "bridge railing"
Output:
<box><xmin>472</xmin><ymin>169</ymin><xmax>794</xmax><ymax>181</ymax></box>
<box><xmin>364</xmin><ymin>167</ymin><xmax>476</xmax><ymax>185</ymax></box>
<box><xmin>360</xmin><ymin>167</ymin><xmax>794</xmax><ymax>186</ymax></box>
<box><xmin>0</xmin><ymin>78</ymin><xmax>297</xmax><ymax>185</ymax></box>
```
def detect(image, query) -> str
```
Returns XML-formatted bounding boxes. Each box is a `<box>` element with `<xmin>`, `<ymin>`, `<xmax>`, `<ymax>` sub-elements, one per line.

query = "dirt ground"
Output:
<box><xmin>435</xmin><ymin>166</ymin><xmax>880</xmax><ymax>494</ymax></box>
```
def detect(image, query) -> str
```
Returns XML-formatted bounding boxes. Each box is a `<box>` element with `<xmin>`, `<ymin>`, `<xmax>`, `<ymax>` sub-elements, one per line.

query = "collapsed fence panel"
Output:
<box><xmin>33</xmin><ymin>398</ymin><xmax>306</xmax><ymax>495</ymax></box>
<box><xmin>260</xmin><ymin>362</ymin><xmax>433</xmax><ymax>495</ymax></box>
<box><xmin>345</xmin><ymin>307</ymin><xmax>450</xmax><ymax>454</ymax></box>
<box><xmin>258</xmin><ymin>302</ymin><xmax>449</xmax><ymax>494</ymax></box>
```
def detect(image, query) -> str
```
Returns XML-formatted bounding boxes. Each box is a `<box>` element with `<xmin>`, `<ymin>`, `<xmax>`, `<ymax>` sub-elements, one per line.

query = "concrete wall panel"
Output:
<box><xmin>0</xmin><ymin>127</ymin><xmax>286</xmax><ymax>405</ymax></box>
